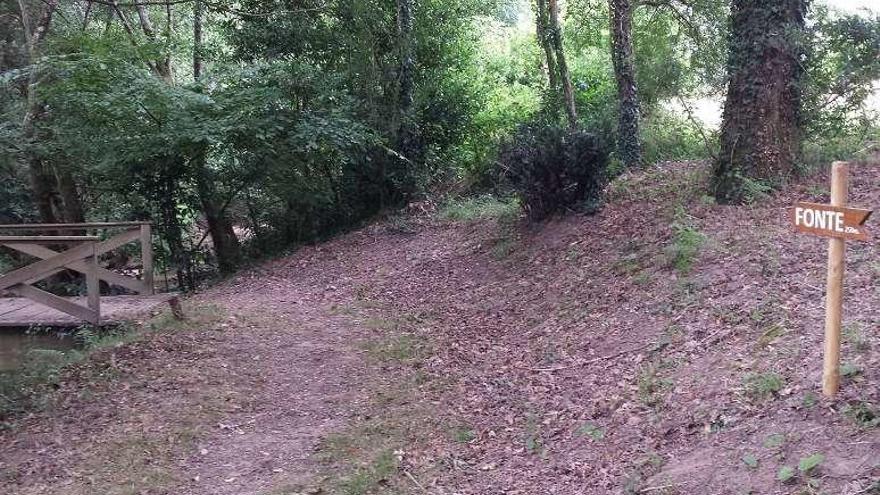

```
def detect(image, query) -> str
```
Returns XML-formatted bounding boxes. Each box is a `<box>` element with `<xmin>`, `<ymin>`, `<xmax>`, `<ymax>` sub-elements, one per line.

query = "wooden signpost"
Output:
<box><xmin>792</xmin><ymin>161</ymin><xmax>873</xmax><ymax>397</ymax></box>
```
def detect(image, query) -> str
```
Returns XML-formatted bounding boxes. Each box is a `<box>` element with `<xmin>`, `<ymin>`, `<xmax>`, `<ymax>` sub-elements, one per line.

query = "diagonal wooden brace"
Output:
<box><xmin>8</xmin><ymin>241</ymin><xmax>146</xmax><ymax>294</ymax></box>
<box><xmin>0</xmin><ymin>241</ymin><xmax>98</xmax><ymax>291</ymax></box>
<box><xmin>7</xmin><ymin>284</ymin><xmax>99</xmax><ymax>324</ymax></box>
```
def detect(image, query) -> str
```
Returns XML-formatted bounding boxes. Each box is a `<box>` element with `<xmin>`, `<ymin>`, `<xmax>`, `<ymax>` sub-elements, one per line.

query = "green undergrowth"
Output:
<box><xmin>361</xmin><ymin>333</ymin><xmax>430</xmax><ymax>363</ymax></box>
<box><xmin>0</xmin><ymin>302</ymin><xmax>220</xmax><ymax>423</ymax></box>
<box><xmin>743</xmin><ymin>371</ymin><xmax>786</xmax><ymax>402</ymax></box>
<box><xmin>314</xmin><ymin>423</ymin><xmax>406</xmax><ymax>495</ymax></box>
<box><xmin>666</xmin><ymin>207</ymin><xmax>706</xmax><ymax>275</ymax></box>
<box><xmin>607</xmin><ymin>162</ymin><xmax>709</xmax><ymax>205</ymax></box>
<box><xmin>439</xmin><ymin>195</ymin><xmax>519</xmax><ymax>223</ymax></box>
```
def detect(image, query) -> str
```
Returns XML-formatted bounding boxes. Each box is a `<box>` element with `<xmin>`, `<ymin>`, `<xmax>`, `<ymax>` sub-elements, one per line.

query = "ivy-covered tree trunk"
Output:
<box><xmin>547</xmin><ymin>0</ymin><xmax>578</xmax><ymax>129</ymax></box>
<box><xmin>159</xmin><ymin>161</ymin><xmax>193</xmax><ymax>291</ymax></box>
<box><xmin>193</xmin><ymin>151</ymin><xmax>241</xmax><ymax>275</ymax></box>
<box><xmin>196</xmin><ymin>180</ymin><xmax>241</xmax><ymax>275</ymax></box>
<box><xmin>712</xmin><ymin>0</ymin><xmax>809</xmax><ymax>203</ymax></box>
<box><xmin>609</xmin><ymin>0</ymin><xmax>641</xmax><ymax>167</ymax></box>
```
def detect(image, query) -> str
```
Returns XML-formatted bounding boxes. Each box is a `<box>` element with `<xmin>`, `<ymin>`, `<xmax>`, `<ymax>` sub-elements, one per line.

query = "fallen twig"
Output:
<box><xmin>640</xmin><ymin>482</ymin><xmax>688</xmax><ymax>493</ymax></box>
<box><xmin>526</xmin><ymin>341</ymin><xmax>656</xmax><ymax>372</ymax></box>
<box><xmin>404</xmin><ymin>470</ymin><xmax>428</xmax><ymax>493</ymax></box>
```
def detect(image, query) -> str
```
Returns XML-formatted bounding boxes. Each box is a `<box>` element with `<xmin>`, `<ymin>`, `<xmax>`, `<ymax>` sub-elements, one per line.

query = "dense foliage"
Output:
<box><xmin>0</xmin><ymin>0</ymin><xmax>876</xmax><ymax>286</ymax></box>
<box><xmin>499</xmin><ymin>124</ymin><xmax>609</xmax><ymax>220</ymax></box>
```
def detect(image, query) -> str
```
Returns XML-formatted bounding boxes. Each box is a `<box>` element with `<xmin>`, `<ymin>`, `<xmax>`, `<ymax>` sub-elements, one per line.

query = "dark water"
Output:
<box><xmin>0</xmin><ymin>330</ymin><xmax>79</xmax><ymax>371</ymax></box>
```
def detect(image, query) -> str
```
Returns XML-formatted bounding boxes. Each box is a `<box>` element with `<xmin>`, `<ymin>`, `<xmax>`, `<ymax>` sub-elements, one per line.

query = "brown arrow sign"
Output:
<box><xmin>793</xmin><ymin>202</ymin><xmax>873</xmax><ymax>241</ymax></box>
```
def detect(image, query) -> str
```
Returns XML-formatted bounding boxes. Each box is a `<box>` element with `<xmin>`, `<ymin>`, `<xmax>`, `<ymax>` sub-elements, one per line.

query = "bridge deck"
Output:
<box><xmin>0</xmin><ymin>294</ymin><xmax>178</xmax><ymax>327</ymax></box>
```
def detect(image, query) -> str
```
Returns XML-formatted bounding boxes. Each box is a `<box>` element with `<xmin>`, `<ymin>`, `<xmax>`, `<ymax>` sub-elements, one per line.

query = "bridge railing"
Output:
<box><xmin>0</xmin><ymin>222</ymin><xmax>155</xmax><ymax>325</ymax></box>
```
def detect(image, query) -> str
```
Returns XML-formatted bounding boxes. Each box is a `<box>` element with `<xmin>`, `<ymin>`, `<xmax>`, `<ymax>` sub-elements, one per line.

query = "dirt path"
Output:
<box><xmin>180</xmin><ymin>282</ymin><xmax>373</xmax><ymax>494</ymax></box>
<box><xmin>0</xmin><ymin>264</ymin><xmax>378</xmax><ymax>495</ymax></box>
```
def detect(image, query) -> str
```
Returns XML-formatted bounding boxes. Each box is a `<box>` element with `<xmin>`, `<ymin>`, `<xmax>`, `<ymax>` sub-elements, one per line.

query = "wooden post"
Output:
<box><xmin>822</xmin><ymin>162</ymin><xmax>847</xmax><ymax>397</ymax></box>
<box><xmin>86</xmin><ymin>243</ymin><xmax>101</xmax><ymax>324</ymax></box>
<box><xmin>169</xmin><ymin>296</ymin><xmax>184</xmax><ymax>320</ymax></box>
<box><xmin>140</xmin><ymin>223</ymin><xmax>154</xmax><ymax>295</ymax></box>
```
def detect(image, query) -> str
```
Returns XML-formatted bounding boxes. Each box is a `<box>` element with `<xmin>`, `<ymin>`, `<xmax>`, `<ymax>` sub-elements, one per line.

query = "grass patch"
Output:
<box><xmin>764</xmin><ymin>433</ymin><xmax>786</xmax><ymax>449</ymax></box>
<box><xmin>311</xmin><ymin>388</ymin><xmax>426</xmax><ymax>493</ymax></box>
<box><xmin>777</xmin><ymin>453</ymin><xmax>826</xmax><ymax>488</ymax></box>
<box><xmin>524</xmin><ymin>412</ymin><xmax>544</xmax><ymax>455</ymax></box>
<box><xmin>841</xmin><ymin>362</ymin><xmax>862</xmax><ymax>379</ymax></box>
<box><xmin>439</xmin><ymin>195</ymin><xmax>519</xmax><ymax>222</ymax></box>
<box><xmin>362</xmin><ymin>334</ymin><xmax>428</xmax><ymax>363</ymax></box>
<box><xmin>333</xmin><ymin>448</ymin><xmax>398</xmax><ymax>495</ymax></box>
<box><xmin>491</xmin><ymin>237</ymin><xmax>517</xmax><ymax>260</ymax></box>
<box><xmin>278</xmin><ymin>419</ymin><xmax>408</xmax><ymax>494</ymax></box>
<box><xmin>362</xmin><ymin>317</ymin><xmax>400</xmax><ymax>331</ymax></box>
<box><xmin>667</xmin><ymin>224</ymin><xmax>705</xmax><ymax>274</ymax></box>
<box><xmin>622</xmin><ymin>452</ymin><xmax>667</xmax><ymax>495</ymax></box>
<box><xmin>0</xmin><ymin>347</ymin><xmax>82</xmax><ymax>420</ymax></box>
<box><xmin>637</xmin><ymin>361</ymin><xmax>674</xmax><ymax>408</ymax></box>
<box><xmin>743</xmin><ymin>372</ymin><xmax>786</xmax><ymax>402</ymax></box>
<box><xmin>81</xmin><ymin>433</ymin><xmax>189</xmax><ymax>495</ymax></box>
<box><xmin>451</xmin><ymin>425</ymin><xmax>476</xmax><ymax>444</ymax></box>
<box><xmin>841</xmin><ymin>401</ymin><xmax>880</xmax><ymax>428</ymax></box>
<box><xmin>843</xmin><ymin>323</ymin><xmax>870</xmax><ymax>352</ymax></box>
<box><xmin>612</xmin><ymin>253</ymin><xmax>643</xmax><ymax>276</ymax></box>
<box><xmin>576</xmin><ymin>421</ymin><xmax>605</xmax><ymax>441</ymax></box>
<box><xmin>756</xmin><ymin>322</ymin><xmax>787</xmax><ymax>348</ymax></box>
<box><xmin>802</xmin><ymin>392</ymin><xmax>818</xmax><ymax>409</ymax></box>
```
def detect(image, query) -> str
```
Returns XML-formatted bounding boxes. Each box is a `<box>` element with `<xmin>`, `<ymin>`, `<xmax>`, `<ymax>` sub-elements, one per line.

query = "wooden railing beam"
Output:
<box><xmin>0</xmin><ymin>236</ymin><xmax>100</xmax><ymax>243</ymax></box>
<box><xmin>0</xmin><ymin>222</ymin><xmax>150</xmax><ymax>230</ymax></box>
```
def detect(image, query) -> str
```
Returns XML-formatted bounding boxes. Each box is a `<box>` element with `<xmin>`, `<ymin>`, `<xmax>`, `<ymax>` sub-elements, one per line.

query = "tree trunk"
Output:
<box><xmin>26</xmin><ymin>149</ymin><xmax>60</xmax><ymax>224</ymax></box>
<box><xmin>160</xmin><ymin>162</ymin><xmax>193</xmax><ymax>291</ymax></box>
<box><xmin>396</xmin><ymin>0</ymin><xmax>416</xmax><ymax>159</ymax></box>
<box><xmin>711</xmin><ymin>0</ymin><xmax>808</xmax><ymax>203</ymax></box>
<box><xmin>609</xmin><ymin>0</ymin><xmax>641</xmax><ymax>167</ymax></box>
<box><xmin>191</xmin><ymin>5</ymin><xmax>240</xmax><ymax>274</ymax></box>
<box><xmin>134</xmin><ymin>1</ymin><xmax>172</xmax><ymax>82</ymax></box>
<box><xmin>535</xmin><ymin>0</ymin><xmax>559</xmax><ymax>92</ymax></box>
<box><xmin>18</xmin><ymin>0</ymin><xmax>60</xmax><ymax>224</ymax></box>
<box><xmin>193</xmin><ymin>0</ymin><xmax>203</xmax><ymax>80</ymax></box>
<box><xmin>547</xmin><ymin>0</ymin><xmax>577</xmax><ymax>129</ymax></box>
<box><xmin>194</xmin><ymin>157</ymin><xmax>241</xmax><ymax>274</ymax></box>
<box><xmin>56</xmin><ymin>167</ymin><xmax>86</xmax><ymax>224</ymax></box>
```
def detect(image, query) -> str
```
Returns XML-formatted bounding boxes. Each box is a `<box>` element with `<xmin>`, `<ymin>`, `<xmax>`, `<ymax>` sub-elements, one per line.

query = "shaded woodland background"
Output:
<box><xmin>0</xmin><ymin>0</ymin><xmax>878</xmax><ymax>289</ymax></box>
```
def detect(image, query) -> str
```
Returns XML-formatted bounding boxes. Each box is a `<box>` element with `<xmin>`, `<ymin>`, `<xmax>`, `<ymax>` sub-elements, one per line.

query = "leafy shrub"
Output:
<box><xmin>497</xmin><ymin>125</ymin><xmax>609</xmax><ymax>221</ymax></box>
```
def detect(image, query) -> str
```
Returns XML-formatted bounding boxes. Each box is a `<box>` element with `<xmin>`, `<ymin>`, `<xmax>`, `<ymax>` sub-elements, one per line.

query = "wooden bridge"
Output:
<box><xmin>0</xmin><ymin>222</ymin><xmax>179</xmax><ymax>327</ymax></box>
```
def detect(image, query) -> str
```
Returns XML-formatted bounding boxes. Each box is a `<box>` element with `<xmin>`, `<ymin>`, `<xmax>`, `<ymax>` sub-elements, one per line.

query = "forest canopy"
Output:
<box><xmin>1</xmin><ymin>0</ymin><xmax>877</xmax><ymax>287</ymax></box>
